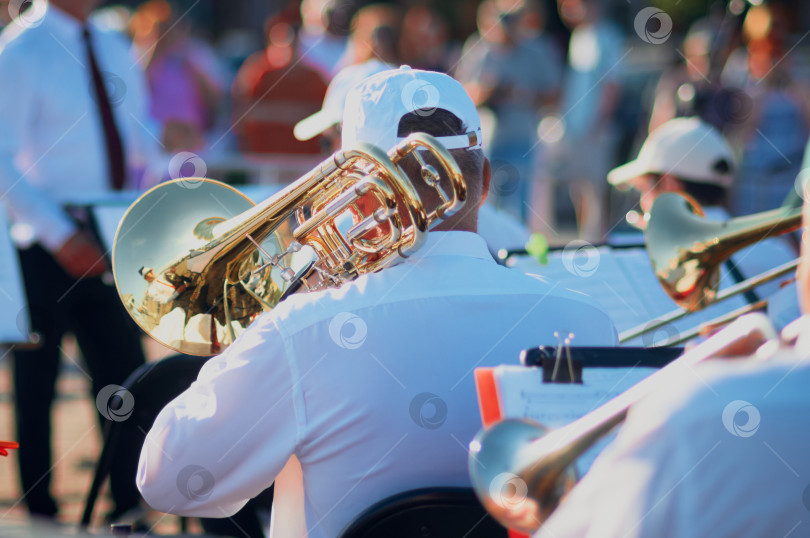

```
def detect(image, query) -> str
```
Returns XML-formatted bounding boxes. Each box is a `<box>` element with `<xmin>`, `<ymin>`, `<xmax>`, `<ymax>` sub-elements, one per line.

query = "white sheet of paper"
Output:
<box><xmin>0</xmin><ymin>205</ymin><xmax>30</xmax><ymax>343</ymax></box>
<box><xmin>493</xmin><ymin>364</ymin><xmax>657</xmax><ymax>475</ymax></box>
<box><xmin>508</xmin><ymin>247</ymin><xmax>752</xmax><ymax>344</ymax></box>
<box><xmin>509</xmin><ymin>247</ymin><xmax>659</xmax><ymax>333</ymax></box>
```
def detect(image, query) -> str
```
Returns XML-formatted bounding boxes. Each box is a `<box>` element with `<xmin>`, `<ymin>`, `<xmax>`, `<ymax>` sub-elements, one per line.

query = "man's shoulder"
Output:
<box><xmin>254</xmin><ymin>279</ymin><xmax>369</xmax><ymax>335</ymax></box>
<box><xmin>633</xmin><ymin>349</ymin><xmax>810</xmax><ymax>439</ymax></box>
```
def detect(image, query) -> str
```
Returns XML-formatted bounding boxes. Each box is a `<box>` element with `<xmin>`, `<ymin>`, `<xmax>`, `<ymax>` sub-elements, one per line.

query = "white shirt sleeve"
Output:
<box><xmin>535</xmin><ymin>361</ymin><xmax>710</xmax><ymax>538</ymax></box>
<box><xmin>536</xmin><ymin>356</ymin><xmax>810</xmax><ymax>538</ymax></box>
<box><xmin>535</xmin><ymin>401</ymin><xmax>684</xmax><ymax>538</ymax></box>
<box><xmin>0</xmin><ymin>47</ymin><xmax>77</xmax><ymax>251</ymax></box>
<box><xmin>137</xmin><ymin>315</ymin><xmax>299</xmax><ymax>517</ymax></box>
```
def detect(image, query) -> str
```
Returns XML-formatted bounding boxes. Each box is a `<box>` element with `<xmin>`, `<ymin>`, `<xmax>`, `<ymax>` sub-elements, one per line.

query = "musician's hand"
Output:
<box><xmin>54</xmin><ymin>230</ymin><xmax>107</xmax><ymax>279</ymax></box>
<box><xmin>698</xmin><ymin>322</ymin><xmax>770</xmax><ymax>357</ymax></box>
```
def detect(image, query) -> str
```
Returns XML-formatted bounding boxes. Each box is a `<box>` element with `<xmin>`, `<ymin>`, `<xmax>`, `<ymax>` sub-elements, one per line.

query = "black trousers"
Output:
<box><xmin>12</xmin><ymin>245</ymin><xmax>145</xmax><ymax>518</ymax></box>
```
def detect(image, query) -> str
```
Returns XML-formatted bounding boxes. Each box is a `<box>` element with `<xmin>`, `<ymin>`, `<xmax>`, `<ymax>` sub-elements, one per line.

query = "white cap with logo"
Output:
<box><xmin>608</xmin><ymin>117</ymin><xmax>735</xmax><ymax>188</ymax></box>
<box><xmin>341</xmin><ymin>65</ymin><xmax>483</xmax><ymax>152</ymax></box>
<box><xmin>294</xmin><ymin>59</ymin><xmax>394</xmax><ymax>141</ymax></box>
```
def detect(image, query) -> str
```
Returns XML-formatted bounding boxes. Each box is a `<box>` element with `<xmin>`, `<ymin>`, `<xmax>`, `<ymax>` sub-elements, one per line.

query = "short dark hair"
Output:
<box><xmin>681</xmin><ymin>180</ymin><xmax>727</xmax><ymax>207</ymax></box>
<box><xmin>397</xmin><ymin>107</ymin><xmax>464</xmax><ymax>138</ymax></box>
<box><xmin>680</xmin><ymin>156</ymin><xmax>732</xmax><ymax>206</ymax></box>
<box><xmin>647</xmin><ymin>170</ymin><xmax>729</xmax><ymax>207</ymax></box>
<box><xmin>396</xmin><ymin>108</ymin><xmax>485</xmax><ymax>206</ymax></box>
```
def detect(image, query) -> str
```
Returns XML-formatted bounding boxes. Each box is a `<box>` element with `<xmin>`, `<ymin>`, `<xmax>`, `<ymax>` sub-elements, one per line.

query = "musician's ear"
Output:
<box><xmin>480</xmin><ymin>158</ymin><xmax>491</xmax><ymax>207</ymax></box>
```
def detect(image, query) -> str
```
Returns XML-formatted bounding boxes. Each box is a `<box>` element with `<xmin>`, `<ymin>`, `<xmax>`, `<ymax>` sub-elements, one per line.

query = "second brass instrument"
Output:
<box><xmin>620</xmin><ymin>193</ymin><xmax>801</xmax><ymax>344</ymax></box>
<box><xmin>469</xmin><ymin>313</ymin><xmax>779</xmax><ymax>533</ymax></box>
<box><xmin>112</xmin><ymin>133</ymin><xmax>465</xmax><ymax>355</ymax></box>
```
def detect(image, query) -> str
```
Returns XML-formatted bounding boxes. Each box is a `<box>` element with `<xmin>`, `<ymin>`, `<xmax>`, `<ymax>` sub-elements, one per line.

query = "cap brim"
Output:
<box><xmin>607</xmin><ymin>159</ymin><xmax>649</xmax><ymax>186</ymax></box>
<box><xmin>293</xmin><ymin>109</ymin><xmax>340</xmax><ymax>141</ymax></box>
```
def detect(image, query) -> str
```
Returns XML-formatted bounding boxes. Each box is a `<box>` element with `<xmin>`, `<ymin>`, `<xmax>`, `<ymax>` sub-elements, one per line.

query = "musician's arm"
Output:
<box><xmin>137</xmin><ymin>315</ymin><xmax>298</xmax><ymax>517</ymax></box>
<box><xmin>536</xmin><ymin>415</ymin><xmax>679</xmax><ymax>537</ymax></box>
<box><xmin>537</xmin><ymin>375</ymin><xmax>714</xmax><ymax>538</ymax></box>
<box><xmin>0</xmin><ymin>50</ymin><xmax>77</xmax><ymax>251</ymax></box>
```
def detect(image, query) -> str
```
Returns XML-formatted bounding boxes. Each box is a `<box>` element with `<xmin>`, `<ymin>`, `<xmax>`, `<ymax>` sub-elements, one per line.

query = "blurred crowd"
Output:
<box><xmin>4</xmin><ymin>0</ymin><xmax>810</xmax><ymax>242</ymax></box>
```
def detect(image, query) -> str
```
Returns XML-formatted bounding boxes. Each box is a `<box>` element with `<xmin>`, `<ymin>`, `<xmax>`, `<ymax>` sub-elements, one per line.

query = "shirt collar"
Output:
<box><xmin>404</xmin><ymin>231</ymin><xmax>493</xmax><ymax>263</ymax></box>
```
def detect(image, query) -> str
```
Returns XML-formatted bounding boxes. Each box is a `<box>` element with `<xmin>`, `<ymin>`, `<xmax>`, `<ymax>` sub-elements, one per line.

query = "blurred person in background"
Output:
<box><xmin>398</xmin><ymin>5</ymin><xmax>453</xmax><ymax>73</ymax></box>
<box><xmin>456</xmin><ymin>0</ymin><xmax>562</xmax><ymax>225</ymax></box>
<box><xmin>0</xmin><ymin>4</ymin><xmax>11</xmax><ymax>27</ymax></box>
<box><xmin>0</xmin><ymin>0</ymin><xmax>155</xmax><ymax>524</ymax></box>
<box><xmin>232</xmin><ymin>15</ymin><xmax>328</xmax><ymax>157</ymax></box>
<box><xmin>647</xmin><ymin>7</ymin><xmax>746</xmax><ymax>135</ymax></box>
<box><xmin>130</xmin><ymin>0</ymin><xmax>226</xmax><ymax>153</ymax></box>
<box><xmin>294</xmin><ymin>60</ymin><xmax>393</xmax><ymax>153</ymax></box>
<box><xmin>298</xmin><ymin>0</ymin><xmax>349</xmax><ymax>81</ymax></box>
<box><xmin>649</xmin><ymin>20</ymin><xmax>718</xmax><ymax>132</ymax></box>
<box><xmin>546</xmin><ymin>0</ymin><xmax>623</xmax><ymax>241</ymax></box>
<box><xmin>721</xmin><ymin>4</ymin><xmax>810</xmax><ymax>216</ymax></box>
<box><xmin>338</xmin><ymin>3</ymin><xmax>401</xmax><ymax>69</ymax></box>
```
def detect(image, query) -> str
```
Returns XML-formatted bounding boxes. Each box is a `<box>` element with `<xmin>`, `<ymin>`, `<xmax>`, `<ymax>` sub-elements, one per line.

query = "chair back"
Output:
<box><xmin>338</xmin><ymin>487</ymin><xmax>508</xmax><ymax>538</ymax></box>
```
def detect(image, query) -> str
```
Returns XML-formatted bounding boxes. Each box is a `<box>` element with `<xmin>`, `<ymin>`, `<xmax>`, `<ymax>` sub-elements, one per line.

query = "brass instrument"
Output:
<box><xmin>468</xmin><ymin>313</ymin><xmax>779</xmax><ymax>533</ymax></box>
<box><xmin>619</xmin><ymin>193</ymin><xmax>801</xmax><ymax>344</ymax></box>
<box><xmin>112</xmin><ymin>133</ymin><xmax>465</xmax><ymax>355</ymax></box>
<box><xmin>467</xmin><ymin>195</ymin><xmax>804</xmax><ymax>532</ymax></box>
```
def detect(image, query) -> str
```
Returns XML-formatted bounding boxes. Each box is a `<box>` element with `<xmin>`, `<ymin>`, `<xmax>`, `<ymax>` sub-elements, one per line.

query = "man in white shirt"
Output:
<box><xmin>547</xmin><ymin>0</ymin><xmax>624</xmax><ymax>241</ymax></box>
<box><xmin>535</xmin><ymin>172</ymin><xmax>810</xmax><ymax>538</ymax></box>
<box><xmin>137</xmin><ymin>67</ymin><xmax>617</xmax><ymax>537</ymax></box>
<box><xmin>0</xmin><ymin>0</ymin><xmax>155</xmax><ymax>521</ymax></box>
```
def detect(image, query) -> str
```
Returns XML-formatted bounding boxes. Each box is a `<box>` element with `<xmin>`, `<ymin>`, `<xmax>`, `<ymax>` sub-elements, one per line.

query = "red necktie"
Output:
<box><xmin>82</xmin><ymin>26</ymin><xmax>126</xmax><ymax>190</ymax></box>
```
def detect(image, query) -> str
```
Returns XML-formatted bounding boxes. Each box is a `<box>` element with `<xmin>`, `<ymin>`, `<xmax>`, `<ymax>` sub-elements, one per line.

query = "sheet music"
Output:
<box><xmin>0</xmin><ymin>206</ymin><xmax>30</xmax><ymax>343</ymax></box>
<box><xmin>494</xmin><ymin>365</ymin><xmax>657</xmax><ymax>475</ymax></box>
<box><xmin>613</xmin><ymin>248</ymin><xmax>750</xmax><ymax>345</ymax></box>
<box><xmin>509</xmin><ymin>247</ymin><xmax>753</xmax><ymax>343</ymax></box>
<box><xmin>509</xmin><ymin>248</ymin><xmax>655</xmax><ymax>333</ymax></box>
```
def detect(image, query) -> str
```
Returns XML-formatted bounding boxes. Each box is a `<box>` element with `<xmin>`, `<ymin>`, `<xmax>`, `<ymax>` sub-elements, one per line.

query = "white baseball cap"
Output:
<box><xmin>341</xmin><ymin>65</ymin><xmax>483</xmax><ymax>152</ymax></box>
<box><xmin>608</xmin><ymin>117</ymin><xmax>735</xmax><ymax>188</ymax></box>
<box><xmin>294</xmin><ymin>59</ymin><xmax>394</xmax><ymax>141</ymax></box>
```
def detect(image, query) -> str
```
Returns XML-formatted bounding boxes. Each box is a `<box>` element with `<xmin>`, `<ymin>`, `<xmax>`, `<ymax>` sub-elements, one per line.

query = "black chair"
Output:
<box><xmin>338</xmin><ymin>487</ymin><xmax>508</xmax><ymax>538</ymax></box>
<box><xmin>81</xmin><ymin>354</ymin><xmax>271</xmax><ymax>537</ymax></box>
